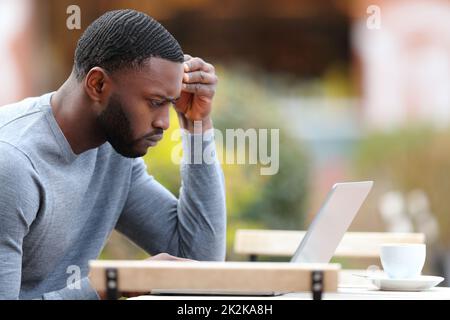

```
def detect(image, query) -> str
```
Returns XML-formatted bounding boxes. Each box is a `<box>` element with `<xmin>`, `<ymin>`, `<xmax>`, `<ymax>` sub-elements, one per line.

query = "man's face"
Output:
<box><xmin>97</xmin><ymin>57</ymin><xmax>184</xmax><ymax>158</ymax></box>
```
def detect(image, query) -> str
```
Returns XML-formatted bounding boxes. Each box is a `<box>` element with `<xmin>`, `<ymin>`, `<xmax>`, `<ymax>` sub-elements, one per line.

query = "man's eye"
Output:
<box><xmin>150</xmin><ymin>100</ymin><xmax>166</xmax><ymax>108</ymax></box>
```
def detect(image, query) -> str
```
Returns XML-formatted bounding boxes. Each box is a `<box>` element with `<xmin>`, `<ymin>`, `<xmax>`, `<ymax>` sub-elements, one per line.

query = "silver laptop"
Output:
<box><xmin>291</xmin><ymin>181</ymin><xmax>373</xmax><ymax>263</ymax></box>
<box><xmin>151</xmin><ymin>181</ymin><xmax>373</xmax><ymax>296</ymax></box>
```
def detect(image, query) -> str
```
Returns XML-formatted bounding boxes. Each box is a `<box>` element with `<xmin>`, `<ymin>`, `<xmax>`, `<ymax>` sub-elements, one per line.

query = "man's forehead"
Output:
<box><xmin>141</xmin><ymin>57</ymin><xmax>183</xmax><ymax>75</ymax></box>
<box><xmin>116</xmin><ymin>58</ymin><xmax>183</xmax><ymax>96</ymax></box>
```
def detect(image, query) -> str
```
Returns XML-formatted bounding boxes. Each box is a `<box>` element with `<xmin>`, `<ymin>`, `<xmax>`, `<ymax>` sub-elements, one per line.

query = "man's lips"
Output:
<box><xmin>145</xmin><ymin>134</ymin><xmax>163</xmax><ymax>142</ymax></box>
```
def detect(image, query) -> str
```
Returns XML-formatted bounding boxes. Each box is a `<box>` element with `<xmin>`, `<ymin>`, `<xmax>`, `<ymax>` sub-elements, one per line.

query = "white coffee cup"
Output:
<box><xmin>380</xmin><ymin>243</ymin><xmax>426</xmax><ymax>279</ymax></box>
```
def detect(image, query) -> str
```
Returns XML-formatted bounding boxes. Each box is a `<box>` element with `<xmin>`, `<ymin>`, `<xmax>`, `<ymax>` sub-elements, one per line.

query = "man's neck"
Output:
<box><xmin>51</xmin><ymin>77</ymin><xmax>106</xmax><ymax>155</ymax></box>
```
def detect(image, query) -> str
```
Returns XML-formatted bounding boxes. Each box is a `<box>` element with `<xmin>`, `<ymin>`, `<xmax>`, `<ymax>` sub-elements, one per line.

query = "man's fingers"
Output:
<box><xmin>184</xmin><ymin>54</ymin><xmax>192</xmax><ymax>62</ymax></box>
<box><xmin>183</xmin><ymin>71</ymin><xmax>218</xmax><ymax>85</ymax></box>
<box><xmin>184</xmin><ymin>57</ymin><xmax>214</xmax><ymax>73</ymax></box>
<box><xmin>182</xmin><ymin>83</ymin><xmax>216</xmax><ymax>96</ymax></box>
<box><xmin>147</xmin><ymin>253</ymin><xmax>196</xmax><ymax>262</ymax></box>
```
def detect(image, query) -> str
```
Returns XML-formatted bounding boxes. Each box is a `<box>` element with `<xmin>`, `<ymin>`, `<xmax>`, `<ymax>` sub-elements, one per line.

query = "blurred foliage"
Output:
<box><xmin>213</xmin><ymin>66</ymin><xmax>311</xmax><ymax>259</ymax></box>
<box><xmin>353</xmin><ymin>126</ymin><xmax>450</xmax><ymax>247</ymax></box>
<box><xmin>262</xmin><ymin>62</ymin><xmax>354</xmax><ymax>99</ymax></box>
<box><xmin>102</xmin><ymin>66</ymin><xmax>311</xmax><ymax>260</ymax></box>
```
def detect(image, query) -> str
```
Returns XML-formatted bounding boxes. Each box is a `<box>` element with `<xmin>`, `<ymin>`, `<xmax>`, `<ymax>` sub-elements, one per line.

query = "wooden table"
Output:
<box><xmin>89</xmin><ymin>261</ymin><xmax>449</xmax><ymax>300</ymax></box>
<box><xmin>90</xmin><ymin>260</ymin><xmax>341</xmax><ymax>300</ymax></box>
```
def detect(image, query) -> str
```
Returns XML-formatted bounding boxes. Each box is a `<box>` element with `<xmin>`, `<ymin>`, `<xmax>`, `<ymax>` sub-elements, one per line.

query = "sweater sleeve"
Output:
<box><xmin>116</xmin><ymin>129</ymin><xmax>226</xmax><ymax>261</ymax></box>
<box><xmin>0</xmin><ymin>142</ymin><xmax>40</xmax><ymax>299</ymax></box>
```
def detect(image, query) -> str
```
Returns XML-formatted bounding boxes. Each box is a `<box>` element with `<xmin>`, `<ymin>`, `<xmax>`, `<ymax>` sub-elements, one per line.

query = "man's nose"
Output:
<box><xmin>152</xmin><ymin>107</ymin><xmax>170</xmax><ymax>131</ymax></box>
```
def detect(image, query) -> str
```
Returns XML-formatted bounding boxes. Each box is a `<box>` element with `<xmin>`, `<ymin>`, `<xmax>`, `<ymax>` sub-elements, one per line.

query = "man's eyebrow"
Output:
<box><xmin>151</xmin><ymin>95</ymin><xmax>181</xmax><ymax>103</ymax></box>
<box><xmin>150</xmin><ymin>94</ymin><xmax>180</xmax><ymax>100</ymax></box>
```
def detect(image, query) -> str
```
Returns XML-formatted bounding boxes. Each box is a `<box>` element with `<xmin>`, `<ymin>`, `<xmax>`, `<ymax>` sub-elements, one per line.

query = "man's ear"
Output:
<box><xmin>84</xmin><ymin>67</ymin><xmax>112</xmax><ymax>105</ymax></box>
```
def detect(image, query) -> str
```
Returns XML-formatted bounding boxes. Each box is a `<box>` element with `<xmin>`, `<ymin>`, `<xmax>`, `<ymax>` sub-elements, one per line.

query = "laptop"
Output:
<box><xmin>290</xmin><ymin>181</ymin><xmax>373</xmax><ymax>263</ymax></box>
<box><xmin>151</xmin><ymin>181</ymin><xmax>374</xmax><ymax>296</ymax></box>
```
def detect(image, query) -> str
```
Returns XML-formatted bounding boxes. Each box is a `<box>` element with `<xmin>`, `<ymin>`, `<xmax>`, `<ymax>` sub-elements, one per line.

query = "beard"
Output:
<box><xmin>96</xmin><ymin>93</ymin><xmax>143</xmax><ymax>158</ymax></box>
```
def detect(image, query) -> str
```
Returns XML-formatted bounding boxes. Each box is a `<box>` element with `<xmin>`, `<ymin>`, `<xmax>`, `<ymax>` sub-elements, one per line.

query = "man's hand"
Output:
<box><xmin>146</xmin><ymin>252</ymin><xmax>195</xmax><ymax>262</ymax></box>
<box><xmin>174</xmin><ymin>54</ymin><xmax>218</xmax><ymax>133</ymax></box>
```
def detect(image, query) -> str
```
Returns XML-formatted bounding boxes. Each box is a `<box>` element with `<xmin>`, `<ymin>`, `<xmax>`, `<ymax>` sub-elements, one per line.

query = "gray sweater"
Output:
<box><xmin>0</xmin><ymin>92</ymin><xmax>226</xmax><ymax>300</ymax></box>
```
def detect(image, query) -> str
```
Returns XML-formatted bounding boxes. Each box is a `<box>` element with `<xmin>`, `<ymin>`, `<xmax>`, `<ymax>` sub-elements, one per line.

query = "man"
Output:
<box><xmin>0</xmin><ymin>9</ymin><xmax>226</xmax><ymax>299</ymax></box>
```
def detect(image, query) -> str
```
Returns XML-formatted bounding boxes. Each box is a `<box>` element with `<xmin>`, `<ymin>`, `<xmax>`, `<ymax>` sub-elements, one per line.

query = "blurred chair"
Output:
<box><xmin>234</xmin><ymin>229</ymin><xmax>425</xmax><ymax>262</ymax></box>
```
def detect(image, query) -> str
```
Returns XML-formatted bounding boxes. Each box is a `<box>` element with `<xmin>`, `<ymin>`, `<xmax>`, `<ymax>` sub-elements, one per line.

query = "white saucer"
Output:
<box><xmin>369</xmin><ymin>275</ymin><xmax>444</xmax><ymax>291</ymax></box>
